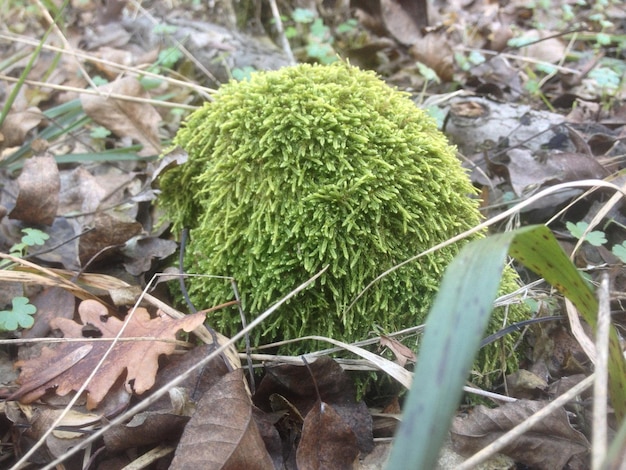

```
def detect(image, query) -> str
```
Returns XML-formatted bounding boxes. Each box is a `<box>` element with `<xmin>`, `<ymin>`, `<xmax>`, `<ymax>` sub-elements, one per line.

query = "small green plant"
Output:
<box><xmin>612</xmin><ymin>242</ymin><xmax>626</xmax><ymax>263</ymax></box>
<box><xmin>0</xmin><ymin>296</ymin><xmax>37</xmax><ymax>331</ymax></box>
<box><xmin>566</xmin><ymin>220</ymin><xmax>626</xmax><ymax>264</ymax></box>
<box><xmin>566</xmin><ymin>220</ymin><xmax>608</xmax><ymax>246</ymax></box>
<box><xmin>0</xmin><ymin>228</ymin><xmax>47</xmax><ymax>331</ymax></box>
<box><xmin>8</xmin><ymin>227</ymin><xmax>50</xmax><ymax>258</ymax></box>
<box><xmin>282</xmin><ymin>9</ymin><xmax>356</xmax><ymax>64</ymax></box>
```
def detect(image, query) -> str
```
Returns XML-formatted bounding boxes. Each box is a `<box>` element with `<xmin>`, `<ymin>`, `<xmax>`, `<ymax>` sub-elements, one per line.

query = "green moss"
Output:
<box><xmin>159</xmin><ymin>62</ymin><xmax>527</xmax><ymax>383</ymax></box>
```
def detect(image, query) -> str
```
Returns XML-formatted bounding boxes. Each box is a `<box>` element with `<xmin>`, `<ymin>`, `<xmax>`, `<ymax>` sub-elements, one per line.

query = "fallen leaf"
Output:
<box><xmin>381</xmin><ymin>0</ymin><xmax>428</xmax><ymax>45</ymax></box>
<box><xmin>4</xmin><ymin>402</ymin><xmax>101</xmax><ymax>459</ymax></box>
<box><xmin>9</xmin><ymin>153</ymin><xmax>60</xmax><ymax>225</ymax></box>
<box><xmin>121</xmin><ymin>236</ymin><xmax>178</xmax><ymax>276</ymax></box>
<box><xmin>505</xmin><ymin>369</ymin><xmax>548</xmax><ymax>399</ymax></box>
<box><xmin>103</xmin><ymin>410</ymin><xmax>190</xmax><ymax>453</ymax></box>
<box><xmin>451</xmin><ymin>399</ymin><xmax>589</xmax><ymax>469</ymax></box>
<box><xmin>379</xmin><ymin>335</ymin><xmax>416</xmax><ymax>367</ymax></box>
<box><xmin>253</xmin><ymin>356</ymin><xmax>373</xmax><ymax>455</ymax></box>
<box><xmin>170</xmin><ymin>369</ymin><xmax>274</xmax><ymax>470</ymax></box>
<box><xmin>22</xmin><ymin>287</ymin><xmax>76</xmax><ymax>339</ymax></box>
<box><xmin>296</xmin><ymin>400</ymin><xmax>359</xmax><ymax>470</ymax></box>
<box><xmin>80</xmin><ymin>77</ymin><xmax>162</xmax><ymax>156</ymax></box>
<box><xmin>0</xmin><ymin>107</ymin><xmax>44</xmax><ymax>147</ymax></box>
<box><xmin>78</xmin><ymin>211</ymin><xmax>142</xmax><ymax>265</ymax></box>
<box><xmin>506</xmin><ymin>148</ymin><xmax>609</xmax><ymax>199</ymax></box>
<box><xmin>12</xmin><ymin>299</ymin><xmax>206</xmax><ymax>409</ymax></box>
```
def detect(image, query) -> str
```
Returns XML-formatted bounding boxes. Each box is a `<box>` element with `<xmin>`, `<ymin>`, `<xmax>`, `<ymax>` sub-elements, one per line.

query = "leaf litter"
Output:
<box><xmin>0</xmin><ymin>0</ymin><xmax>625</xmax><ymax>468</ymax></box>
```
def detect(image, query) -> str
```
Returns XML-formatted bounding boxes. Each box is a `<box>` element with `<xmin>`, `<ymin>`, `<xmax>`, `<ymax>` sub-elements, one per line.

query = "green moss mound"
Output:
<box><xmin>159</xmin><ymin>62</ymin><xmax>526</xmax><ymax>381</ymax></box>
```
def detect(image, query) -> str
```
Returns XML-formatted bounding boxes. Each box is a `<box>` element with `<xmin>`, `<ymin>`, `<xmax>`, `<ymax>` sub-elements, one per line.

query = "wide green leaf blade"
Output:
<box><xmin>509</xmin><ymin>226</ymin><xmax>626</xmax><ymax>421</ymax></box>
<box><xmin>386</xmin><ymin>225</ymin><xmax>626</xmax><ymax>469</ymax></box>
<box><xmin>386</xmin><ymin>227</ymin><xmax>523</xmax><ymax>469</ymax></box>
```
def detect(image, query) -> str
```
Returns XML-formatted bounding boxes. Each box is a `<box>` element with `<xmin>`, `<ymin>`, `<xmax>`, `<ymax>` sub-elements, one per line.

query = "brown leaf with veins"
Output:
<box><xmin>296</xmin><ymin>400</ymin><xmax>359</xmax><ymax>470</ymax></box>
<box><xmin>380</xmin><ymin>335</ymin><xmax>416</xmax><ymax>367</ymax></box>
<box><xmin>13</xmin><ymin>299</ymin><xmax>206</xmax><ymax>409</ymax></box>
<box><xmin>78</xmin><ymin>211</ymin><xmax>142</xmax><ymax>265</ymax></box>
<box><xmin>80</xmin><ymin>76</ymin><xmax>162</xmax><ymax>156</ymax></box>
<box><xmin>9</xmin><ymin>153</ymin><xmax>60</xmax><ymax>225</ymax></box>
<box><xmin>170</xmin><ymin>369</ymin><xmax>274</xmax><ymax>470</ymax></box>
<box><xmin>451</xmin><ymin>399</ymin><xmax>589</xmax><ymax>469</ymax></box>
<box><xmin>253</xmin><ymin>356</ymin><xmax>373</xmax><ymax>455</ymax></box>
<box><xmin>0</xmin><ymin>107</ymin><xmax>43</xmax><ymax>147</ymax></box>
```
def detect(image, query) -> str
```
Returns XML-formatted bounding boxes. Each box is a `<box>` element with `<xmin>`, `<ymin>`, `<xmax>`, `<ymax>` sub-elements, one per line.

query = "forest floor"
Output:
<box><xmin>0</xmin><ymin>0</ymin><xmax>625</xmax><ymax>469</ymax></box>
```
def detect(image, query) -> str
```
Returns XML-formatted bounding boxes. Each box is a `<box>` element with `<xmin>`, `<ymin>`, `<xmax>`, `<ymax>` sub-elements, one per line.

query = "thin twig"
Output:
<box><xmin>592</xmin><ymin>273</ymin><xmax>610</xmax><ymax>470</ymax></box>
<box><xmin>0</xmin><ymin>32</ymin><xmax>215</xmax><ymax>98</ymax></box>
<box><xmin>267</xmin><ymin>0</ymin><xmax>296</xmax><ymax>65</ymax></box>
<box><xmin>34</xmin><ymin>266</ymin><xmax>328</xmax><ymax>470</ymax></box>
<box><xmin>457</xmin><ymin>374</ymin><xmax>595</xmax><ymax>469</ymax></box>
<box><xmin>0</xmin><ymin>74</ymin><xmax>197</xmax><ymax>109</ymax></box>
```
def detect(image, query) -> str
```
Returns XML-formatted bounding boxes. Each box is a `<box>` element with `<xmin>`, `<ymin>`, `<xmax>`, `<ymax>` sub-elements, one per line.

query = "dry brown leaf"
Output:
<box><xmin>58</xmin><ymin>167</ymin><xmax>106</xmax><ymax>216</ymax></box>
<box><xmin>296</xmin><ymin>400</ymin><xmax>359</xmax><ymax>470</ymax></box>
<box><xmin>0</xmin><ymin>107</ymin><xmax>44</xmax><ymax>147</ymax></box>
<box><xmin>80</xmin><ymin>76</ymin><xmax>162</xmax><ymax>156</ymax></box>
<box><xmin>9</xmin><ymin>153</ymin><xmax>60</xmax><ymax>225</ymax></box>
<box><xmin>380</xmin><ymin>0</ymin><xmax>428</xmax><ymax>44</ymax></box>
<box><xmin>13</xmin><ymin>299</ymin><xmax>206</xmax><ymax>409</ymax></box>
<box><xmin>22</xmin><ymin>287</ymin><xmax>75</xmax><ymax>339</ymax></box>
<box><xmin>103</xmin><ymin>411</ymin><xmax>190</xmax><ymax>453</ymax></box>
<box><xmin>409</xmin><ymin>33</ymin><xmax>454</xmax><ymax>82</ymax></box>
<box><xmin>505</xmin><ymin>369</ymin><xmax>548</xmax><ymax>399</ymax></box>
<box><xmin>78</xmin><ymin>211</ymin><xmax>142</xmax><ymax>265</ymax></box>
<box><xmin>451</xmin><ymin>399</ymin><xmax>589</xmax><ymax>469</ymax></box>
<box><xmin>3</xmin><ymin>402</ymin><xmax>101</xmax><ymax>459</ymax></box>
<box><xmin>253</xmin><ymin>356</ymin><xmax>373</xmax><ymax>456</ymax></box>
<box><xmin>379</xmin><ymin>335</ymin><xmax>416</xmax><ymax>367</ymax></box>
<box><xmin>505</xmin><ymin>148</ymin><xmax>609</xmax><ymax>199</ymax></box>
<box><xmin>170</xmin><ymin>369</ymin><xmax>274</xmax><ymax>470</ymax></box>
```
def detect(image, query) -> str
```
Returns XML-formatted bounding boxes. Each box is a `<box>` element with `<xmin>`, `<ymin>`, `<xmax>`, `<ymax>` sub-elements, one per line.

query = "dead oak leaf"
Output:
<box><xmin>13</xmin><ymin>300</ymin><xmax>206</xmax><ymax>410</ymax></box>
<box><xmin>80</xmin><ymin>77</ymin><xmax>162</xmax><ymax>157</ymax></box>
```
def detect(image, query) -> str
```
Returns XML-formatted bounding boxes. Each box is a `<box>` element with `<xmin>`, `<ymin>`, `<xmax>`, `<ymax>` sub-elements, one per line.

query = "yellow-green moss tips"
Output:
<box><xmin>159</xmin><ymin>62</ymin><xmax>526</xmax><ymax>377</ymax></box>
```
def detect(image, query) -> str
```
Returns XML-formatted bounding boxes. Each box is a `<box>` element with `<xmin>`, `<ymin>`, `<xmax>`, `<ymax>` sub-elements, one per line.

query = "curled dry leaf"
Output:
<box><xmin>379</xmin><ymin>335</ymin><xmax>416</xmax><ymax>367</ymax></box>
<box><xmin>78</xmin><ymin>211</ymin><xmax>142</xmax><ymax>265</ymax></box>
<box><xmin>296</xmin><ymin>400</ymin><xmax>359</xmax><ymax>470</ymax></box>
<box><xmin>170</xmin><ymin>369</ymin><xmax>274</xmax><ymax>470</ymax></box>
<box><xmin>12</xmin><ymin>299</ymin><xmax>206</xmax><ymax>409</ymax></box>
<box><xmin>505</xmin><ymin>148</ymin><xmax>609</xmax><ymax>199</ymax></box>
<box><xmin>253</xmin><ymin>356</ymin><xmax>373</xmax><ymax>456</ymax></box>
<box><xmin>80</xmin><ymin>77</ymin><xmax>162</xmax><ymax>157</ymax></box>
<box><xmin>380</xmin><ymin>0</ymin><xmax>428</xmax><ymax>45</ymax></box>
<box><xmin>0</xmin><ymin>107</ymin><xmax>44</xmax><ymax>148</ymax></box>
<box><xmin>451</xmin><ymin>399</ymin><xmax>589</xmax><ymax>469</ymax></box>
<box><xmin>9</xmin><ymin>153</ymin><xmax>60</xmax><ymax>225</ymax></box>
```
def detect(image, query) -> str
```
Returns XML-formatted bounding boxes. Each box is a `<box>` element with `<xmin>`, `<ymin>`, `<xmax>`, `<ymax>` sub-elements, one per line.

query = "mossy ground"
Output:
<box><xmin>159</xmin><ymin>62</ymin><xmax>528</xmax><ymax>386</ymax></box>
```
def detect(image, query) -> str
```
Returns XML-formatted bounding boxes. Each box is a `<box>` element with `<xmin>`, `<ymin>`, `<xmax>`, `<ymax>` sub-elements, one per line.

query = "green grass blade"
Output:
<box><xmin>0</xmin><ymin>0</ymin><xmax>70</xmax><ymax>130</ymax></box>
<box><xmin>386</xmin><ymin>228</ymin><xmax>523</xmax><ymax>469</ymax></box>
<box><xmin>509</xmin><ymin>226</ymin><xmax>626</xmax><ymax>421</ymax></box>
<box><xmin>386</xmin><ymin>225</ymin><xmax>626</xmax><ymax>469</ymax></box>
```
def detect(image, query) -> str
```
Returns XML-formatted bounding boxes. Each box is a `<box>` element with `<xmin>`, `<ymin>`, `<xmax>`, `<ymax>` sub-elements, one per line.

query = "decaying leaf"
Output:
<box><xmin>0</xmin><ymin>107</ymin><xmax>44</xmax><ymax>148</ymax></box>
<box><xmin>78</xmin><ymin>211</ymin><xmax>142</xmax><ymax>265</ymax></box>
<box><xmin>13</xmin><ymin>403</ymin><xmax>101</xmax><ymax>458</ymax></box>
<box><xmin>170</xmin><ymin>369</ymin><xmax>274</xmax><ymax>470</ymax></box>
<box><xmin>9</xmin><ymin>153</ymin><xmax>60</xmax><ymax>225</ymax></box>
<box><xmin>296</xmin><ymin>400</ymin><xmax>359</xmax><ymax>470</ymax></box>
<box><xmin>380</xmin><ymin>335</ymin><xmax>416</xmax><ymax>367</ymax></box>
<box><xmin>505</xmin><ymin>148</ymin><xmax>609</xmax><ymax>199</ymax></box>
<box><xmin>13</xmin><ymin>299</ymin><xmax>206</xmax><ymax>409</ymax></box>
<box><xmin>451</xmin><ymin>399</ymin><xmax>589</xmax><ymax>469</ymax></box>
<box><xmin>253</xmin><ymin>356</ymin><xmax>373</xmax><ymax>456</ymax></box>
<box><xmin>80</xmin><ymin>77</ymin><xmax>162</xmax><ymax>156</ymax></box>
